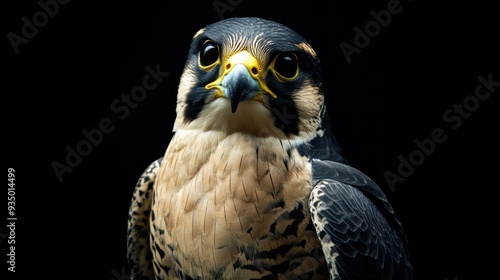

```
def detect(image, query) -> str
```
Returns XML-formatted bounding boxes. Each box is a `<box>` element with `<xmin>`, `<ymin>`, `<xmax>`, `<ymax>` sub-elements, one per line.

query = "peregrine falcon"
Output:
<box><xmin>127</xmin><ymin>17</ymin><xmax>414</xmax><ymax>279</ymax></box>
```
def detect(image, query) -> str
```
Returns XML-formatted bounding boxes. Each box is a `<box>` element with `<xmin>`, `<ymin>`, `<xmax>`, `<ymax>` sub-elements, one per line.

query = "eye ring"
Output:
<box><xmin>272</xmin><ymin>52</ymin><xmax>299</xmax><ymax>81</ymax></box>
<box><xmin>199</xmin><ymin>41</ymin><xmax>220</xmax><ymax>70</ymax></box>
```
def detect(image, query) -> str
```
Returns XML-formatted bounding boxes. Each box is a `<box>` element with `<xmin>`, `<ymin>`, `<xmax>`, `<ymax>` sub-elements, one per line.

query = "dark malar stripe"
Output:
<box><xmin>267</xmin><ymin>97</ymin><xmax>299</xmax><ymax>136</ymax></box>
<box><xmin>184</xmin><ymin>86</ymin><xmax>211</xmax><ymax>122</ymax></box>
<box><xmin>184</xmin><ymin>67</ymin><xmax>220</xmax><ymax>122</ymax></box>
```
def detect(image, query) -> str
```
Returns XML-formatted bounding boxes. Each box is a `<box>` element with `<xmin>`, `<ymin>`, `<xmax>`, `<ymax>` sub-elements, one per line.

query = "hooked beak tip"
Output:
<box><xmin>231</xmin><ymin>102</ymin><xmax>239</xmax><ymax>113</ymax></box>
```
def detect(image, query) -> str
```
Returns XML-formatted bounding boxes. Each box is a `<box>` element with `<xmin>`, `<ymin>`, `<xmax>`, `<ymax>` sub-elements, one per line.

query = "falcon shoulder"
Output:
<box><xmin>309</xmin><ymin>159</ymin><xmax>414</xmax><ymax>280</ymax></box>
<box><xmin>127</xmin><ymin>157</ymin><xmax>162</xmax><ymax>280</ymax></box>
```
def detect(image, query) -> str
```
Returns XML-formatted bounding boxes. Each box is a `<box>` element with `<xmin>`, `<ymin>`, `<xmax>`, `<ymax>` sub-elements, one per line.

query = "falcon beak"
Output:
<box><xmin>205</xmin><ymin>50</ymin><xmax>277</xmax><ymax>113</ymax></box>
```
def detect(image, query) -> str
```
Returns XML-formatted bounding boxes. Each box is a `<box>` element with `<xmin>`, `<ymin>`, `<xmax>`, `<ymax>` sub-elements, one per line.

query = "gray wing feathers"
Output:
<box><xmin>310</xmin><ymin>160</ymin><xmax>414</xmax><ymax>279</ymax></box>
<box><xmin>127</xmin><ymin>158</ymin><xmax>162</xmax><ymax>280</ymax></box>
<box><xmin>311</xmin><ymin>159</ymin><xmax>397</xmax><ymax>221</ymax></box>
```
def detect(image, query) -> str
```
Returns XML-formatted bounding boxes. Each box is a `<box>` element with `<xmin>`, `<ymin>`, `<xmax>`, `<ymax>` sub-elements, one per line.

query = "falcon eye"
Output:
<box><xmin>273</xmin><ymin>52</ymin><xmax>299</xmax><ymax>80</ymax></box>
<box><xmin>199</xmin><ymin>41</ymin><xmax>220</xmax><ymax>68</ymax></box>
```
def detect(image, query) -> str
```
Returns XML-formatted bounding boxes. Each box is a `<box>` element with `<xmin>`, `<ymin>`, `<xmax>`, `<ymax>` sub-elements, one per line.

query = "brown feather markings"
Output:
<box><xmin>150</xmin><ymin>129</ymin><xmax>327</xmax><ymax>278</ymax></box>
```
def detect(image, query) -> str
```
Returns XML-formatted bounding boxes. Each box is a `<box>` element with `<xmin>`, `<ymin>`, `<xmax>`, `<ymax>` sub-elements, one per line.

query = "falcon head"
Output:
<box><xmin>173</xmin><ymin>17</ymin><xmax>325</xmax><ymax>140</ymax></box>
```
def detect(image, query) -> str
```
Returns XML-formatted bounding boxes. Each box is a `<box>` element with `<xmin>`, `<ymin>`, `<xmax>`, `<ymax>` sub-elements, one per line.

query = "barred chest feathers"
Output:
<box><xmin>151</xmin><ymin>129</ymin><xmax>327</xmax><ymax>278</ymax></box>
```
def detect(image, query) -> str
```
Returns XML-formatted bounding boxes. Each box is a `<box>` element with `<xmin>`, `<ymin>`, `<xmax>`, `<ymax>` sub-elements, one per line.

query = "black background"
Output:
<box><xmin>3</xmin><ymin>0</ymin><xmax>498</xmax><ymax>279</ymax></box>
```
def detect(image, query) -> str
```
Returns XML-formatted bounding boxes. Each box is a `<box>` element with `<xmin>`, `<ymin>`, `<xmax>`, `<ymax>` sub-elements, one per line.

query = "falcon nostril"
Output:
<box><xmin>226</xmin><ymin>63</ymin><xmax>231</xmax><ymax>70</ymax></box>
<box><xmin>251</xmin><ymin>67</ymin><xmax>258</xmax><ymax>75</ymax></box>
